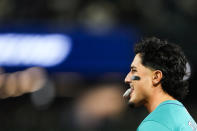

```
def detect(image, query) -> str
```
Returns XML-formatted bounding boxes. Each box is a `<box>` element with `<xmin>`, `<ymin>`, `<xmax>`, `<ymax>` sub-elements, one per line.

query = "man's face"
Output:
<box><xmin>124</xmin><ymin>54</ymin><xmax>154</xmax><ymax>107</ymax></box>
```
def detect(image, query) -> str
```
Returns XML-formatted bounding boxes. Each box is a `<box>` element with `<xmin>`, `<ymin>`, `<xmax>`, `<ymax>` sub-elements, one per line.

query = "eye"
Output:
<box><xmin>131</xmin><ymin>69</ymin><xmax>137</xmax><ymax>73</ymax></box>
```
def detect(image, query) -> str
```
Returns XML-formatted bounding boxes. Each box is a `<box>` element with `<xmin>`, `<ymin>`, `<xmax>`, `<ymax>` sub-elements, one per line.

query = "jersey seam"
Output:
<box><xmin>159</xmin><ymin>103</ymin><xmax>184</xmax><ymax>107</ymax></box>
<box><xmin>141</xmin><ymin>120</ymin><xmax>172</xmax><ymax>130</ymax></box>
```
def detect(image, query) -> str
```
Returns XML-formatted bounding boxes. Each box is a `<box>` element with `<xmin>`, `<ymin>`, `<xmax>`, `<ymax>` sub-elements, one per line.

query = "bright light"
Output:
<box><xmin>0</xmin><ymin>34</ymin><xmax>72</xmax><ymax>67</ymax></box>
<box><xmin>183</xmin><ymin>62</ymin><xmax>191</xmax><ymax>80</ymax></box>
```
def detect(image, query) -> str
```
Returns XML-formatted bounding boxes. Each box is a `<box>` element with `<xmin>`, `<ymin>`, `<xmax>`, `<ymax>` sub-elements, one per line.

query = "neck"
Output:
<box><xmin>144</xmin><ymin>87</ymin><xmax>176</xmax><ymax>113</ymax></box>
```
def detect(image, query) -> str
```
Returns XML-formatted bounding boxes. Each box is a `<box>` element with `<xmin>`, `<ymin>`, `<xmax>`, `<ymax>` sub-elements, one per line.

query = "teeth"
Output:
<box><xmin>123</xmin><ymin>88</ymin><xmax>131</xmax><ymax>98</ymax></box>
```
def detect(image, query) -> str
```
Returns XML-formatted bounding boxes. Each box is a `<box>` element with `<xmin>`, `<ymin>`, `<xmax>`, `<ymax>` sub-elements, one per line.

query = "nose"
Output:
<box><xmin>124</xmin><ymin>72</ymin><xmax>131</xmax><ymax>84</ymax></box>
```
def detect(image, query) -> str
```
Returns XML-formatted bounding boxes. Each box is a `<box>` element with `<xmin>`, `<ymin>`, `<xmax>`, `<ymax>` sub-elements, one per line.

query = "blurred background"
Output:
<box><xmin>0</xmin><ymin>0</ymin><xmax>197</xmax><ymax>130</ymax></box>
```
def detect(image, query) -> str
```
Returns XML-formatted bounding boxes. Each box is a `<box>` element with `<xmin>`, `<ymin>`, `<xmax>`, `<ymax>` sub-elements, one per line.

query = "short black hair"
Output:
<box><xmin>134</xmin><ymin>37</ymin><xmax>189</xmax><ymax>100</ymax></box>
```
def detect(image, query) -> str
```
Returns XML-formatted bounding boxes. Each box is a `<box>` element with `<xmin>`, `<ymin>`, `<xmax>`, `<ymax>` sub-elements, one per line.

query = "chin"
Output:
<box><xmin>128</xmin><ymin>101</ymin><xmax>136</xmax><ymax>108</ymax></box>
<box><xmin>128</xmin><ymin>99</ymin><xmax>144</xmax><ymax>108</ymax></box>
<box><xmin>128</xmin><ymin>99</ymin><xmax>137</xmax><ymax>108</ymax></box>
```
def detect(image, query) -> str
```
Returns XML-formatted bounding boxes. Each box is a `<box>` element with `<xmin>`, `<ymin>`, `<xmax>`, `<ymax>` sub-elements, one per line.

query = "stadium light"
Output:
<box><xmin>0</xmin><ymin>33</ymin><xmax>72</xmax><ymax>67</ymax></box>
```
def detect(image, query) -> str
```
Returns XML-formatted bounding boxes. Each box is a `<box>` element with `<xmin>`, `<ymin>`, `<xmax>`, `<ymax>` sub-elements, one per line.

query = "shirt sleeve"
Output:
<box><xmin>137</xmin><ymin>121</ymin><xmax>170</xmax><ymax>131</ymax></box>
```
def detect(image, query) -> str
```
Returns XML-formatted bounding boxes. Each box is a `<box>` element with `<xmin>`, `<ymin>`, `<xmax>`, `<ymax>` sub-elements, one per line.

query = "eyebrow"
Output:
<box><xmin>130</xmin><ymin>66</ymin><xmax>137</xmax><ymax>69</ymax></box>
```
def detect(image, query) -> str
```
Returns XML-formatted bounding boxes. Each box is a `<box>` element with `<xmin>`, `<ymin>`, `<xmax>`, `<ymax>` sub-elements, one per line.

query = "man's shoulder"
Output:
<box><xmin>138</xmin><ymin>100</ymin><xmax>197</xmax><ymax>130</ymax></box>
<box><xmin>137</xmin><ymin>120</ymin><xmax>170</xmax><ymax>131</ymax></box>
<box><xmin>146</xmin><ymin>100</ymin><xmax>185</xmax><ymax>121</ymax></box>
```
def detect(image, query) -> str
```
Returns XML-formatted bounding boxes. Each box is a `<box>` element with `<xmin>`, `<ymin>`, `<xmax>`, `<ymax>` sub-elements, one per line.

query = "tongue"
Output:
<box><xmin>123</xmin><ymin>88</ymin><xmax>131</xmax><ymax>99</ymax></box>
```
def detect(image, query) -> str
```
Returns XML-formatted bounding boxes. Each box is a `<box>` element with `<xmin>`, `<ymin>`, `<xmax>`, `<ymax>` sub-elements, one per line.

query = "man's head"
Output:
<box><xmin>124</xmin><ymin>37</ymin><xmax>189</xmax><ymax>107</ymax></box>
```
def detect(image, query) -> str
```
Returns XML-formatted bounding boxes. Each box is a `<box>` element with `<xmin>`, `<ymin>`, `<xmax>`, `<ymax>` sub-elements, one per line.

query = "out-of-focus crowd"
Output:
<box><xmin>0</xmin><ymin>67</ymin><xmax>46</xmax><ymax>98</ymax></box>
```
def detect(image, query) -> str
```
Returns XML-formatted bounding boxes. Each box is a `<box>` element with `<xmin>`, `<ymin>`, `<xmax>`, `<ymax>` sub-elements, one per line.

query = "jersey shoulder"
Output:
<box><xmin>137</xmin><ymin>120</ymin><xmax>170</xmax><ymax>131</ymax></box>
<box><xmin>138</xmin><ymin>100</ymin><xmax>197</xmax><ymax>130</ymax></box>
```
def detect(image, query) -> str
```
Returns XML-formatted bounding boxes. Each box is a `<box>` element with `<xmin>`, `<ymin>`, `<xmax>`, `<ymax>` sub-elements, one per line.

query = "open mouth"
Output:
<box><xmin>123</xmin><ymin>86</ymin><xmax>134</xmax><ymax>100</ymax></box>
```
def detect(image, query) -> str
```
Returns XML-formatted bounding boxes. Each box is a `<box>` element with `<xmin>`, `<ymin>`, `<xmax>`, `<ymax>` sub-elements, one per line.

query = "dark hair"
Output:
<box><xmin>134</xmin><ymin>37</ymin><xmax>189</xmax><ymax>100</ymax></box>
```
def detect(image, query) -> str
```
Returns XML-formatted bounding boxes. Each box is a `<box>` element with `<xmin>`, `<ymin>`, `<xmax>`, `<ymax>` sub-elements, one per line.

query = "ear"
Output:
<box><xmin>152</xmin><ymin>70</ymin><xmax>163</xmax><ymax>86</ymax></box>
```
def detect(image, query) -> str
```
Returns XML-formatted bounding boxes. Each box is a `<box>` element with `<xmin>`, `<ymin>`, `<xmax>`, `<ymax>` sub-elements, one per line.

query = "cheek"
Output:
<box><xmin>137</xmin><ymin>77</ymin><xmax>152</xmax><ymax>94</ymax></box>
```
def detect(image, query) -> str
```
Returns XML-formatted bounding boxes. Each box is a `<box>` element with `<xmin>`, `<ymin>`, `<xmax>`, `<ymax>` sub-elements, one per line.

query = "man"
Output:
<box><xmin>124</xmin><ymin>37</ymin><xmax>197</xmax><ymax>130</ymax></box>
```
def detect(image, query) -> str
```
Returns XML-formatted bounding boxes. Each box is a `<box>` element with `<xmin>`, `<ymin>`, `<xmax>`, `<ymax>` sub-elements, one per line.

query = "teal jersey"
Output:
<box><xmin>137</xmin><ymin>100</ymin><xmax>197</xmax><ymax>131</ymax></box>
